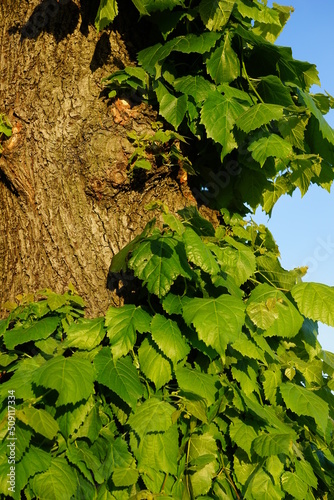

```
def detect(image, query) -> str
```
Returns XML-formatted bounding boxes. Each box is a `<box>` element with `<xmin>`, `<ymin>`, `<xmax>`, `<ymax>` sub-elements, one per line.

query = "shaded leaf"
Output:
<box><xmin>16</xmin><ymin>407</ymin><xmax>59</xmax><ymax>440</ymax></box>
<box><xmin>128</xmin><ymin>398</ymin><xmax>174</xmax><ymax>438</ymax></box>
<box><xmin>155</xmin><ymin>81</ymin><xmax>188</xmax><ymax>129</ymax></box>
<box><xmin>173</xmin><ymin>75</ymin><xmax>215</xmax><ymax>102</ymax></box>
<box><xmin>206</xmin><ymin>31</ymin><xmax>240</xmax><ymax>84</ymax></box>
<box><xmin>150</xmin><ymin>314</ymin><xmax>190</xmax><ymax>363</ymax></box>
<box><xmin>105</xmin><ymin>305</ymin><xmax>151</xmax><ymax>359</ymax></box>
<box><xmin>4</xmin><ymin>317</ymin><xmax>59</xmax><ymax>350</ymax></box>
<box><xmin>129</xmin><ymin>232</ymin><xmax>193</xmax><ymax>298</ymax></box>
<box><xmin>183</xmin><ymin>227</ymin><xmax>220</xmax><ymax>275</ymax></box>
<box><xmin>175</xmin><ymin>365</ymin><xmax>219</xmax><ymax>406</ymax></box>
<box><xmin>138</xmin><ymin>338</ymin><xmax>172</xmax><ymax>389</ymax></box>
<box><xmin>94</xmin><ymin>348</ymin><xmax>143</xmax><ymax>409</ymax></box>
<box><xmin>32</xmin><ymin>458</ymin><xmax>77</xmax><ymax>500</ymax></box>
<box><xmin>95</xmin><ymin>0</ymin><xmax>118</xmax><ymax>32</ymax></box>
<box><xmin>64</xmin><ymin>317</ymin><xmax>105</xmax><ymax>351</ymax></box>
<box><xmin>33</xmin><ymin>356</ymin><xmax>95</xmax><ymax>406</ymax></box>
<box><xmin>236</xmin><ymin>104</ymin><xmax>284</xmax><ymax>133</ymax></box>
<box><xmin>135</xmin><ymin>424</ymin><xmax>178</xmax><ymax>475</ymax></box>
<box><xmin>199</xmin><ymin>0</ymin><xmax>234</xmax><ymax>31</ymax></box>
<box><xmin>248</xmin><ymin>134</ymin><xmax>293</xmax><ymax>167</ymax></box>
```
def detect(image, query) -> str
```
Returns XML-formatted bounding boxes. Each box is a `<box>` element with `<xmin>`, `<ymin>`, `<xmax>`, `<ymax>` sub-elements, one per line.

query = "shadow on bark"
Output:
<box><xmin>19</xmin><ymin>0</ymin><xmax>102</xmax><ymax>42</ymax></box>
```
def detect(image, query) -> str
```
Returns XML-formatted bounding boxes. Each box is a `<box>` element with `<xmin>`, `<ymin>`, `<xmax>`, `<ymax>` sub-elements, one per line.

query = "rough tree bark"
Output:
<box><xmin>0</xmin><ymin>0</ymin><xmax>197</xmax><ymax>316</ymax></box>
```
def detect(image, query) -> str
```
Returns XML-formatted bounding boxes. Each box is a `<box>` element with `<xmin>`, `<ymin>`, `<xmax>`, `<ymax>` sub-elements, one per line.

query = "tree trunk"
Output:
<box><xmin>0</xmin><ymin>0</ymin><xmax>194</xmax><ymax>316</ymax></box>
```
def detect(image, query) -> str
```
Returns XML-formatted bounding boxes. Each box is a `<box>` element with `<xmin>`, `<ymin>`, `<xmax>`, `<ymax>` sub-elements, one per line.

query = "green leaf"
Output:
<box><xmin>162</xmin><ymin>293</ymin><xmax>185</xmax><ymax>315</ymax></box>
<box><xmin>109</xmin><ymin>218</ymin><xmax>156</xmax><ymax>273</ymax></box>
<box><xmin>237</xmin><ymin>0</ymin><xmax>281</xmax><ymax>25</ymax></box>
<box><xmin>206</xmin><ymin>31</ymin><xmax>240</xmax><ymax>84</ymax></box>
<box><xmin>248</xmin><ymin>134</ymin><xmax>293</xmax><ymax>167</ymax></box>
<box><xmin>236</xmin><ymin>103</ymin><xmax>284</xmax><ymax>133</ymax></box>
<box><xmin>191</xmin><ymin>462</ymin><xmax>217</xmax><ymax>497</ymax></box>
<box><xmin>15</xmin><ymin>446</ymin><xmax>51</xmax><ymax>493</ymax></box>
<box><xmin>232</xmin><ymin>335</ymin><xmax>266</xmax><ymax>362</ymax></box>
<box><xmin>298</xmin><ymin>88</ymin><xmax>334</xmax><ymax>144</ymax></box>
<box><xmin>113</xmin><ymin>467</ymin><xmax>139</xmax><ymax>487</ymax></box>
<box><xmin>229</xmin><ymin>419</ymin><xmax>258</xmax><ymax>458</ymax></box>
<box><xmin>182</xmin><ymin>295</ymin><xmax>245</xmax><ymax>355</ymax></box>
<box><xmin>183</xmin><ymin>227</ymin><xmax>220</xmax><ymax>275</ymax></box>
<box><xmin>281</xmin><ymin>471</ymin><xmax>308</xmax><ymax>500</ymax></box>
<box><xmin>210</xmin><ymin>237</ymin><xmax>256</xmax><ymax>286</ymax></box>
<box><xmin>128</xmin><ymin>397</ymin><xmax>175</xmax><ymax>438</ymax></box>
<box><xmin>246</xmin><ymin>284</ymin><xmax>282</xmax><ymax>329</ymax></box>
<box><xmin>137</xmin><ymin>0</ymin><xmax>183</xmax><ymax>14</ymax></box>
<box><xmin>130</xmin><ymin>0</ymin><xmax>150</xmax><ymax>16</ymax></box>
<box><xmin>129</xmin><ymin>232</ymin><xmax>193</xmax><ymax>298</ymax></box>
<box><xmin>155</xmin><ymin>81</ymin><xmax>188</xmax><ymax>129</ymax></box>
<box><xmin>105</xmin><ymin>305</ymin><xmax>151</xmax><ymax>359</ymax></box>
<box><xmin>67</xmin><ymin>440</ymin><xmax>104</xmax><ymax>484</ymax></box>
<box><xmin>201</xmin><ymin>90</ymin><xmax>247</xmax><ymax>157</ymax></box>
<box><xmin>4</xmin><ymin>317</ymin><xmax>59</xmax><ymax>350</ymax></box>
<box><xmin>291</xmin><ymin>282</ymin><xmax>334</xmax><ymax>327</ymax></box>
<box><xmin>138</xmin><ymin>337</ymin><xmax>172</xmax><ymax>389</ymax></box>
<box><xmin>173</xmin><ymin>75</ymin><xmax>215</xmax><ymax>102</ymax></box>
<box><xmin>175</xmin><ymin>365</ymin><xmax>219</xmax><ymax>406</ymax></box>
<box><xmin>138</xmin><ymin>33</ymin><xmax>220</xmax><ymax>77</ymax></box>
<box><xmin>64</xmin><ymin>317</ymin><xmax>105</xmax><ymax>351</ymax></box>
<box><xmin>245</xmin><ymin>469</ymin><xmax>283</xmax><ymax>500</ymax></box>
<box><xmin>0</xmin><ymin>352</ymin><xmax>17</xmax><ymax>368</ymax></box>
<box><xmin>94</xmin><ymin>348</ymin><xmax>143</xmax><ymax>409</ymax></box>
<box><xmin>0</xmin><ymin>114</ymin><xmax>12</xmax><ymax>137</ymax></box>
<box><xmin>32</xmin><ymin>458</ymin><xmax>77</xmax><ymax>500</ymax></box>
<box><xmin>262</xmin><ymin>176</ymin><xmax>291</xmax><ymax>214</ymax></box>
<box><xmin>133</xmin><ymin>158</ymin><xmax>152</xmax><ymax>170</ymax></box>
<box><xmin>0</xmin><ymin>355</ymin><xmax>46</xmax><ymax>400</ymax></box>
<box><xmin>189</xmin><ymin>431</ymin><xmax>218</xmax><ymax>460</ymax></box>
<box><xmin>150</xmin><ymin>314</ymin><xmax>190</xmax><ymax>363</ymax></box>
<box><xmin>162</xmin><ymin>212</ymin><xmax>185</xmax><ymax>235</ymax></box>
<box><xmin>264</xmin><ymin>298</ymin><xmax>303</xmax><ymax>339</ymax></box>
<box><xmin>262</xmin><ymin>365</ymin><xmax>282</xmax><ymax>404</ymax></box>
<box><xmin>134</xmin><ymin>424</ymin><xmax>179</xmax><ymax>475</ymax></box>
<box><xmin>247</xmin><ymin>283</ymin><xmax>303</xmax><ymax>337</ymax></box>
<box><xmin>295</xmin><ymin>459</ymin><xmax>318</xmax><ymax>489</ymax></box>
<box><xmin>256</xmin><ymin>75</ymin><xmax>295</xmax><ymax>107</ymax></box>
<box><xmin>107</xmin><ymin>437</ymin><xmax>136</xmax><ymax>477</ymax></box>
<box><xmin>178</xmin><ymin>205</ymin><xmax>216</xmax><ymax>236</ymax></box>
<box><xmin>199</xmin><ymin>0</ymin><xmax>235</xmax><ymax>31</ymax></box>
<box><xmin>95</xmin><ymin>0</ymin><xmax>118</xmax><ymax>32</ymax></box>
<box><xmin>280</xmin><ymin>382</ymin><xmax>329</xmax><ymax>433</ymax></box>
<box><xmin>188</xmin><ymin>432</ymin><xmax>218</xmax><ymax>496</ymax></box>
<box><xmin>57</xmin><ymin>397</ymin><xmax>95</xmax><ymax>440</ymax></box>
<box><xmin>256</xmin><ymin>253</ymin><xmax>303</xmax><ymax>290</ymax></box>
<box><xmin>290</xmin><ymin>155</ymin><xmax>319</xmax><ymax>196</ymax></box>
<box><xmin>16</xmin><ymin>407</ymin><xmax>59</xmax><ymax>440</ymax></box>
<box><xmin>33</xmin><ymin>356</ymin><xmax>95</xmax><ymax>406</ymax></box>
<box><xmin>242</xmin><ymin>393</ymin><xmax>296</xmax><ymax>434</ymax></box>
<box><xmin>252</xmin><ymin>432</ymin><xmax>294</xmax><ymax>457</ymax></box>
<box><xmin>278</xmin><ymin>114</ymin><xmax>309</xmax><ymax>150</ymax></box>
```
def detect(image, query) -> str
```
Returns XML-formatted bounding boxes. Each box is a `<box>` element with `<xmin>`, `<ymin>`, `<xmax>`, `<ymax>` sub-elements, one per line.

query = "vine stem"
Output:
<box><xmin>242</xmin><ymin>61</ymin><xmax>265</xmax><ymax>104</ymax></box>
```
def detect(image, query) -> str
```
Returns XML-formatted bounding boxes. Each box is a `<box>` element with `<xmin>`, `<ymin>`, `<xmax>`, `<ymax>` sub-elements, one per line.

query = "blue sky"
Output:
<box><xmin>254</xmin><ymin>1</ymin><xmax>334</xmax><ymax>352</ymax></box>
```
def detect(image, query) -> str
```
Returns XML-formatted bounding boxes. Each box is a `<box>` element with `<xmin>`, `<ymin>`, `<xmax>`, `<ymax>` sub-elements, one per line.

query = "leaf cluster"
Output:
<box><xmin>1</xmin><ymin>212</ymin><xmax>334</xmax><ymax>498</ymax></box>
<box><xmin>101</xmin><ymin>0</ymin><xmax>334</xmax><ymax>214</ymax></box>
<box><xmin>127</xmin><ymin>122</ymin><xmax>191</xmax><ymax>172</ymax></box>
